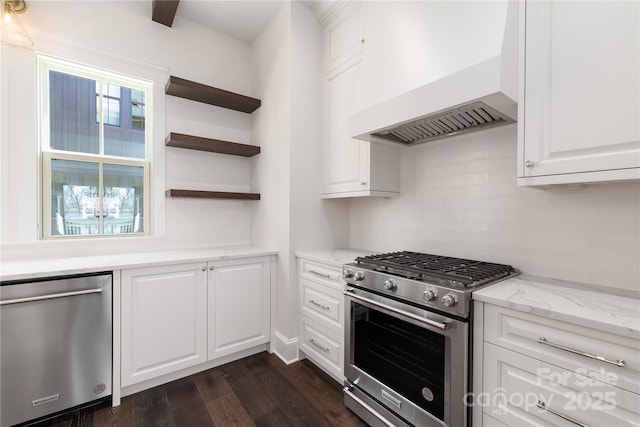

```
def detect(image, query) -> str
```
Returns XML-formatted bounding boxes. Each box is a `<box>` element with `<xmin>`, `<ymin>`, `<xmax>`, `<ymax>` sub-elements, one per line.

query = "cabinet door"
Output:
<box><xmin>322</xmin><ymin>58</ymin><xmax>371</xmax><ymax>196</ymax></box>
<box><xmin>121</xmin><ymin>263</ymin><xmax>207</xmax><ymax>386</ymax></box>
<box><xmin>519</xmin><ymin>0</ymin><xmax>640</xmax><ymax>185</ymax></box>
<box><xmin>320</xmin><ymin>3</ymin><xmax>401</xmax><ymax>198</ymax></box>
<box><xmin>324</xmin><ymin>1</ymin><xmax>363</xmax><ymax>72</ymax></box>
<box><xmin>208</xmin><ymin>257</ymin><xmax>270</xmax><ymax>359</ymax></box>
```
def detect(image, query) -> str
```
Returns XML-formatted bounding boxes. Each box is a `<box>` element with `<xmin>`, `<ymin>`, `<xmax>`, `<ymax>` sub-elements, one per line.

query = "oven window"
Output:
<box><xmin>353</xmin><ymin>303</ymin><xmax>445</xmax><ymax>421</ymax></box>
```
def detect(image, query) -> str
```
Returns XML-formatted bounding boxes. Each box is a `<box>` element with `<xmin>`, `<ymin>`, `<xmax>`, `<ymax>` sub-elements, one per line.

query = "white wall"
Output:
<box><xmin>250</xmin><ymin>3</ymin><xmax>293</xmax><ymax>356</ymax></box>
<box><xmin>251</xmin><ymin>2</ymin><xmax>349</xmax><ymax>361</ymax></box>
<box><xmin>289</xmin><ymin>3</ymin><xmax>349</xmax><ymax>255</ymax></box>
<box><xmin>0</xmin><ymin>1</ymin><xmax>255</xmax><ymax>259</ymax></box>
<box><xmin>349</xmin><ymin>125</ymin><xmax>640</xmax><ymax>292</ymax></box>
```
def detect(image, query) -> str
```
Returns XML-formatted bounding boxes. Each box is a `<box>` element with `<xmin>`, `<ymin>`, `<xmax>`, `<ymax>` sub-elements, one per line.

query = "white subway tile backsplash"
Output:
<box><xmin>349</xmin><ymin>126</ymin><xmax>640</xmax><ymax>291</ymax></box>
<box><xmin>464</xmin><ymin>157</ymin><xmax>514</xmax><ymax>174</ymax></box>
<box><xmin>488</xmin><ymin>193</ymin><xmax>549</xmax><ymax>208</ymax></box>
<box><xmin>442</xmin><ymin>172</ymin><xmax>489</xmax><ymax>187</ymax></box>
<box><xmin>422</xmin><ymin>164</ymin><xmax>464</xmax><ymax>178</ymax></box>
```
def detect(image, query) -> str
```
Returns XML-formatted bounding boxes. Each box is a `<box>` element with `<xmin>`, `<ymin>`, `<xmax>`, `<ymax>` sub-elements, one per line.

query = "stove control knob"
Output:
<box><xmin>383</xmin><ymin>279</ymin><xmax>396</xmax><ymax>290</ymax></box>
<box><xmin>423</xmin><ymin>290</ymin><xmax>438</xmax><ymax>302</ymax></box>
<box><xmin>441</xmin><ymin>294</ymin><xmax>458</xmax><ymax>307</ymax></box>
<box><xmin>343</xmin><ymin>269</ymin><xmax>354</xmax><ymax>279</ymax></box>
<box><xmin>354</xmin><ymin>271</ymin><xmax>365</xmax><ymax>281</ymax></box>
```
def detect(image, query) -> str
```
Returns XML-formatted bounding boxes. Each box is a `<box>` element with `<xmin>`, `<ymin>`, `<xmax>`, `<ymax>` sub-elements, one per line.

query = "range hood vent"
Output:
<box><xmin>350</xmin><ymin>1</ymin><xmax>519</xmax><ymax>147</ymax></box>
<box><xmin>373</xmin><ymin>101</ymin><xmax>515</xmax><ymax>146</ymax></box>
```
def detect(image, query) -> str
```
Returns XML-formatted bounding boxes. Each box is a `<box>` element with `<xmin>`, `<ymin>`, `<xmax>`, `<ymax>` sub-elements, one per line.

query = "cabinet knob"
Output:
<box><xmin>209</xmin><ymin>266</ymin><xmax>214</xmax><ymax>271</ymax></box>
<box><xmin>360</xmin><ymin>38</ymin><xmax>365</xmax><ymax>44</ymax></box>
<box><xmin>525</xmin><ymin>160</ymin><xmax>535</xmax><ymax>168</ymax></box>
<box><xmin>360</xmin><ymin>181</ymin><xmax>366</xmax><ymax>186</ymax></box>
<box><xmin>201</xmin><ymin>267</ymin><xmax>206</xmax><ymax>271</ymax></box>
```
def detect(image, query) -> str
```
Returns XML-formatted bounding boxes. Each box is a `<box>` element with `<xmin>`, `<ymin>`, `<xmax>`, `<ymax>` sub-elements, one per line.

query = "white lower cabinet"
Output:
<box><xmin>483</xmin><ymin>343</ymin><xmax>640</xmax><ymax>426</ymax></box>
<box><xmin>299</xmin><ymin>315</ymin><xmax>343</xmax><ymax>377</ymax></box>
<box><xmin>297</xmin><ymin>257</ymin><xmax>345</xmax><ymax>382</ymax></box>
<box><xmin>482</xmin><ymin>413</ymin><xmax>508</xmax><ymax>427</ymax></box>
<box><xmin>121</xmin><ymin>263</ymin><xmax>207</xmax><ymax>387</ymax></box>
<box><xmin>477</xmin><ymin>303</ymin><xmax>640</xmax><ymax>426</ymax></box>
<box><xmin>207</xmin><ymin>257</ymin><xmax>271</xmax><ymax>359</ymax></box>
<box><xmin>121</xmin><ymin>256</ymin><xmax>272</xmax><ymax>388</ymax></box>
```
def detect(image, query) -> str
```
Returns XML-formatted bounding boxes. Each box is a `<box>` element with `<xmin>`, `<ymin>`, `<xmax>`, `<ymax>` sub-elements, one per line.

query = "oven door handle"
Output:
<box><xmin>344</xmin><ymin>288</ymin><xmax>449</xmax><ymax>331</ymax></box>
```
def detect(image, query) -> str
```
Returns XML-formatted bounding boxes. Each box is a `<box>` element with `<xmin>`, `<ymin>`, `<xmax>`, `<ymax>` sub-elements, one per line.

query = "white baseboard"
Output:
<box><xmin>272</xmin><ymin>330</ymin><xmax>299</xmax><ymax>365</ymax></box>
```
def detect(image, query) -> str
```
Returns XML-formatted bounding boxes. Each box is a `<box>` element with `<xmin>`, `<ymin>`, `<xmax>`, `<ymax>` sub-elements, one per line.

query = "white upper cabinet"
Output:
<box><xmin>320</xmin><ymin>2</ymin><xmax>400</xmax><ymax>198</ymax></box>
<box><xmin>518</xmin><ymin>0</ymin><xmax>640</xmax><ymax>185</ymax></box>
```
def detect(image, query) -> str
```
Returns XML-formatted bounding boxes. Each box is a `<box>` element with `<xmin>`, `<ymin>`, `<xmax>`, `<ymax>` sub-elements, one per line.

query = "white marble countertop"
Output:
<box><xmin>0</xmin><ymin>246</ymin><xmax>278</xmax><ymax>282</ymax></box>
<box><xmin>295</xmin><ymin>248</ymin><xmax>377</xmax><ymax>268</ymax></box>
<box><xmin>473</xmin><ymin>275</ymin><xmax>640</xmax><ymax>339</ymax></box>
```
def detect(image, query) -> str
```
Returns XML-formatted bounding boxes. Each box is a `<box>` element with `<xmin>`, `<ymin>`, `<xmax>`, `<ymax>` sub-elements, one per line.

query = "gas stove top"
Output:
<box><xmin>355</xmin><ymin>251</ymin><xmax>517</xmax><ymax>288</ymax></box>
<box><xmin>343</xmin><ymin>251</ymin><xmax>519</xmax><ymax>318</ymax></box>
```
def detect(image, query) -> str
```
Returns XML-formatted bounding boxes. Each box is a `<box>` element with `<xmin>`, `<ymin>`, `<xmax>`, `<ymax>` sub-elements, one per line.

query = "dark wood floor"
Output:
<box><xmin>28</xmin><ymin>352</ymin><xmax>368</xmax><ymax>427</ymax></box>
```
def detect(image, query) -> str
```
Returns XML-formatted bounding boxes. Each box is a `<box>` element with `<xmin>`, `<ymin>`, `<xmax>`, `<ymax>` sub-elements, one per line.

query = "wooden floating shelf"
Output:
<box><xmin>151</xmin><ymin>0</ymin><xmax>179</xmax><ymax>27</ymax></box>
<box><xmin>165</xmin><ymin>76</ymin><xmax>261</xmax><ymax>114</ymax></box>
<box><xmin>166</xmin><ymin>189</ymin><xmax>260</xmax><ymax>200</ymax></box>
<box><xmin>166</xmin><ymin>133</ymin><xmax>260</xmax><ymax>157</ymax></box>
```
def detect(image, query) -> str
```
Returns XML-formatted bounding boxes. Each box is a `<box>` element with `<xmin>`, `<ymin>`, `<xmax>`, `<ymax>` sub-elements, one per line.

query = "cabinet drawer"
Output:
<box><xmin>484</xmin><ymin>304</ymin><xmax>640</xmax><ymax>394</ymax></box>
<box><xmin>482</xmin><ymin>413</ymin><xmax>508</xmax><ymax>427</ymax></box>
<box><xmin>299</xmin><ymin>315</ymin><xmax>343</xmax><ymax>381</ymax></box>
<box><xmin>300</xmin><ymin>278</ymin><xmax>343</xmax><ymax>330</ymax></box>
<box><xmin>483</xmin><ymin>343</ymin><xmax>640</xmax><ymax>426</ymax></box>
<box><xmin>299</xmin><ymin>259</ymin><xmax>342</xmax><ymax>291</ymax></box>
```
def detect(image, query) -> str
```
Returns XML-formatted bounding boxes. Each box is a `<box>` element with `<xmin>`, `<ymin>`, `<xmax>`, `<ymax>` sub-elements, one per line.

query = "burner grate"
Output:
<box><xmin>356</xmin><ymin>251</ymin><xmax>516</xmax><ymax>286</ymax></box>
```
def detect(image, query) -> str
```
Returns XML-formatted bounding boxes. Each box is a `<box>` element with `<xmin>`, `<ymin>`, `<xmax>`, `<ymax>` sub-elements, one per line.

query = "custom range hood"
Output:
<box><xmin>351</xmin><ymin>1</ymin><xmax>519</xmax><ymax>146</ymax></box>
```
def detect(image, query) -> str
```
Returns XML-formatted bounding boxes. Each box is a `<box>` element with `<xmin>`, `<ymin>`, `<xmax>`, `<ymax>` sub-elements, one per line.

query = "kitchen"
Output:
<box><xmin>1</xmin><ymin>0</ymin><xmax>638</xmax><ymax>426</ymax></box>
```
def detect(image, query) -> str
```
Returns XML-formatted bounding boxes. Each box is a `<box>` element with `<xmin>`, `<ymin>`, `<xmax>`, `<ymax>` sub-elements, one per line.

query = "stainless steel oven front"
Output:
<box><xmin>343</xmin><ymin>286</ymin><xmax>469</xmax><ymax>427</ymax></box>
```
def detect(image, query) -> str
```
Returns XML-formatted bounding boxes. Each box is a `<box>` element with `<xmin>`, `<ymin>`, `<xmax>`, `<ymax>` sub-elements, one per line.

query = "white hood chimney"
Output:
<box><xmin>351</xmin><ymin>0</ymin><xmax>519</xmax><ymax>146</ymax></box>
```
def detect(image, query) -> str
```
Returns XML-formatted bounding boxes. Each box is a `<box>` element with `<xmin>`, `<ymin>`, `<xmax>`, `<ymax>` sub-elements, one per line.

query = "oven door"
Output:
<box><xmin>344</xmin><ymin>286</ymin><xmax>468</xmax><ymax>427</ymax></box>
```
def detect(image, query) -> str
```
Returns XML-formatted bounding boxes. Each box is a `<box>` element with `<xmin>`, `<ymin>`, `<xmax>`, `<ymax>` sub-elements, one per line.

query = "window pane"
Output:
<box><xmin>49</xmin><ymin>71</ymin><xmax>99</xmax><ymax>154</ymax></box>
<box><xmin>103</xmin><ymin>97</ymin><xmax>121</xmax><ymax>126</ymax></box>
<box><xmin>101</xmin><ymin>83</ymin><xmax>121</xmax><ymax>126</ymax></box>
<box><xmin>106</xmin><ymin>83</ymin><xmax>121</xmax><ymax>98</ymax></box>
<box><xmin>131</xmin><ymin>89</ymin><xmax>144</xmax><ymax>103</ymax></box>
<box><xmin>131</xmin><ymin>89</ymin><xmax>145</xmax><ymax>130</ymax></box>
<box><xmin>50</xmin><ymin>159</ymin><xmax>99</xmax><ymax>236</ymax></box>
<box><xmin>103</xmin><ymin>164</ymin><xmax>144</xmax><ymax>234</ymax></box>
<box><xmin>104</xmin><ymin>85</ymin><xmax>146</xmax><ymax>159</ymax></box>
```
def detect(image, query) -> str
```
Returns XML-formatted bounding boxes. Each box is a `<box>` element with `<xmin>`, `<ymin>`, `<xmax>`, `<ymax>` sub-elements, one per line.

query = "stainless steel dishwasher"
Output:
<box><xmin>0</xmin><ymin>272</ymin><xmax>112</xmax><ymax>426</ymax></box>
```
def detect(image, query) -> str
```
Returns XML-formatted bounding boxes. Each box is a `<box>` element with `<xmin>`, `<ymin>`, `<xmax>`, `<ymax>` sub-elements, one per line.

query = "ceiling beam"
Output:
<box><xmin>152</xmin><ymin>0</ymin><xmax>180</xmax><ymax>27</ymax></box>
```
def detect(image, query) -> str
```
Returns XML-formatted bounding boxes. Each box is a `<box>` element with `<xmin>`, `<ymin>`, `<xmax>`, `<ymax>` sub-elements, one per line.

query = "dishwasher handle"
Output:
<box><xmin>0</xmin><ymin>288</ymin><xmax>103</xmax><ymax>306</ymax></box>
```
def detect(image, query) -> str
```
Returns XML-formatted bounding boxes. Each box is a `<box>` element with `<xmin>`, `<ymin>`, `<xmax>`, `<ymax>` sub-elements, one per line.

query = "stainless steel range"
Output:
<box><xmin>342</xmin><ymin>251</ymin><xmax>519</xmax><ymax>427</ymax></box>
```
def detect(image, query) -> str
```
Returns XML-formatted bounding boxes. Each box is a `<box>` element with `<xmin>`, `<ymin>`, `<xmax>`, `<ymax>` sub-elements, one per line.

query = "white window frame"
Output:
<box><xmin>38</xmin><ymin>54</ymin><xmax>153</xmax><ymax>239</ymax></box>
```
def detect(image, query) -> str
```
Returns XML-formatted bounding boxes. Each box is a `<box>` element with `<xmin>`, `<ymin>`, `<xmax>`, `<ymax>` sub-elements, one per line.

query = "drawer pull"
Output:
<box><xmin>309</xmin><ymin>299</ymin><xmax>331</xmax><ymax>311</ymax></box>
<box><xmin>308</xmin><ymin>270</ymin><xmax>339</xmax><ymax>281</ymax></box>
<box><xmin>309</xmin><ymin>338</ymin><xmax>330</xmax><ymax>353</ymax></box>
<box><xmin>538</xmin><ymin>337</ymin><xmax>625</xmax><ymax>367</ymax></box>
<box><xmin>536</xmin><ymin>400</ymin><xmax>589</xmax><ymax>427</ymax></box>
